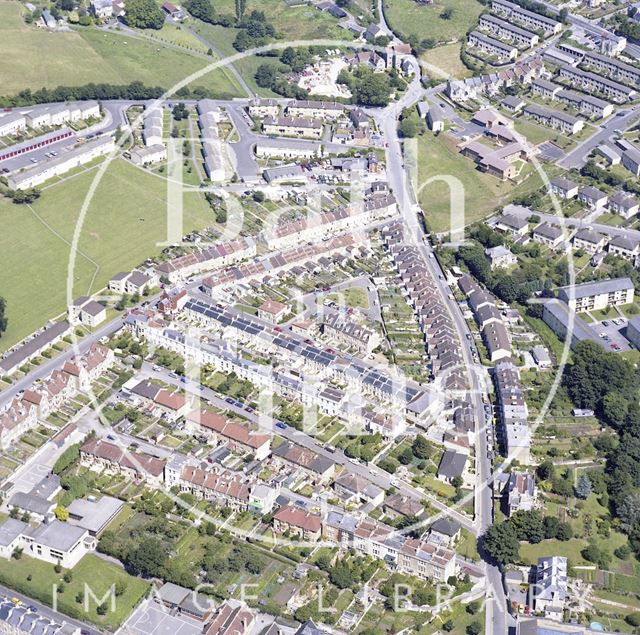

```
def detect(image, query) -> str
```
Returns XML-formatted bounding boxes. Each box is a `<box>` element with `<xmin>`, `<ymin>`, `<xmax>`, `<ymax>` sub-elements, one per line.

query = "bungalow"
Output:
<box><xmin>254</xmin><ymin>138</ymin><xmax>321</xmax><ymax>160</ymax></box>
<box><xmin>426</xmin><ymin>103</ymin><xmax>445</xmax><ymax>132</ymax></box>
<box><xmin>272</xmin><ymin>441</ymin><xmax>335</xmax><ymax>482</ymax></box>
<box><xmin>273</xmin><ymin>505</ymin><xmax>322</xmax><ymax>542</ymax></box>
<box><xmin>162</xmin><ymin>2</ymin><xmax>184</xmax><ymax>19</ymax></box>
<box><xmin>333</xmin><ymin>473</ymin><xmax>384</xmax><ymax>506</ymax></box>
<box><xmin>383</xmin><ymin>493</ymin><xmax>423</xmax><ymax>519</ymax></box>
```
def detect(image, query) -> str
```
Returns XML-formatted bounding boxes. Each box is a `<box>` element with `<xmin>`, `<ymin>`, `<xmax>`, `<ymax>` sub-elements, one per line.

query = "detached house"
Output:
<box><xmin>504</xmin><ymin>471</ymin><xmax>537</xmax><ymax>516</ymax></box>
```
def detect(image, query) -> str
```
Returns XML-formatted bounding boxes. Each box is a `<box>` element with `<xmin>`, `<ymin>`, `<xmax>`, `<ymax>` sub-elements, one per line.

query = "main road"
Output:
<box><xmin>371</xmin><ymin>63</ymin><xmax>511</xmax><ymax>634</ymax></box>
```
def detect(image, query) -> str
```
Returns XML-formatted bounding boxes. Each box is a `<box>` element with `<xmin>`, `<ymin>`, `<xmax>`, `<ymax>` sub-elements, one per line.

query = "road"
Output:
<box><xmin>0</xmin><ymin>582</ymin><xmax>101</xmax><ymax>635</ymax></box>
<box><xmin>370</xmin><ymin>51</ymin><xmax>510</xmax><ymax>633</ymax></box>
<box><xmin>559</xmin><ymin>107</ymin><xmax>640</xmax><ymax>169</ymax></box>
<box><xmin>502</xmin><ymin>206</ymin><xmax>640</xmax><ymax>243</ymax></box>
<box><xmin>140</xmin><ymin>345</ymin><xmax>478</xmax><ymax>532</ymax></box>
<box><xmin>0</xmin><ymin>318</ymin><xmax>124</xmax><ymax>411</ymax></box>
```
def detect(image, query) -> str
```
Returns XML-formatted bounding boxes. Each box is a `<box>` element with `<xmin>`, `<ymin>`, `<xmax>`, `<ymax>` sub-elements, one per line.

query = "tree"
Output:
<box><xmin>443</xmin><ymin>621</ymin><xmax>454</xmax><ymax>632</ymax></box>
<box><xmin>399</xmin><ymin>117</ymin><xmax>419</xmax><ymax>138</ymax></box>
<box><xmin>412</xmin><ymin>435</ymin><xmax>433</xmax><ymax>460</ymax></box>
<box><xmin>185</xmin><ymin>0</ymin><xmax>215</xmax><ymax>23</ymax></box>
<box><xmin>255</xmin><ymin>64</ymin><xmax>278</xmax><ymax>89</ymax></box>
<box><xmin>466</xmin><ymin>622</ymin><xmax>481</xmax><ymax>635</ymax></box>
<box><xmin>440</xmin><ymin>7</ymin><xmax>454</xmax><ymax>19</ymax></box>
<box><xmin>354</xmin><ymin>72</ymin><xmax>391</xmax><ymax>107</ymax></box>
<box><xmin>536</xmin><ymin>459</ymin><xmax>555</xmax><ymax>481</ymax></box>
<box><xmin>619</xmin><ymin>493</ymin><xmax>640</xmax><ymax>532</ymax></box>
<box><xmin>0</xmin><ymin>297</ymin><xmax>7</xmax><ymax>337</ymax></box>
<box><xmin>482</xmin><ymin>522</ymin><xmax>519</xmax><ymax>566</ymax></box>
<box><xmin>575</xmin><ymin>474</ymin><xmax>592</xmax><ymax>500</ymax></box>
<box><xmin>125</xmin><ymin>538</ymin><xmax>166</xmax><ymax>577</ymax></box>
<box><xmin>172</xmin><ymin>103</ymin><xmax>188</xmax><ymax>121</ymax></box>
<box><xmin>124</xmin><ymin>0</ymin><xmax>165</xmax><ymax>29</ymax></box>
<box><xmin>512</xmin><ymin>510</ymin><xmax>545</xmax><ymax>543</ymax></box>
<box><xmin>55</xmin><ymin>506</ymin><xmax>69</xmax><ymax>521</ymax></box>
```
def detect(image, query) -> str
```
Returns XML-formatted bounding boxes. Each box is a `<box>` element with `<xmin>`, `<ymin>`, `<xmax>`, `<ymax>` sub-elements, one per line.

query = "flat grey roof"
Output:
<box><xmin>29</xmin><ymin>520</ymin><xmax>87</xmax><ymax>552</ymax></box>
<box><xmin>67</xmin><ymin>496</ymin><xmax>124</xmax><ymax>534</ymax></box>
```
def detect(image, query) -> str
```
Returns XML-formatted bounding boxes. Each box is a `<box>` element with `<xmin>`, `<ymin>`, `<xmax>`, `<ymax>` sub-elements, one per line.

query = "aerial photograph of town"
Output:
<box><xmin>0</xmin><ymin>0</ymin><xmax>639</xmax><ymax>631</ymax></box>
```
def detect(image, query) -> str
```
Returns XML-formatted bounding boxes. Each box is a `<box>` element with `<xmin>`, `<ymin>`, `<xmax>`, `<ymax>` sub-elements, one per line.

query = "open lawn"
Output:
<box><xmin>420</xmin><ymin>43</ymin><xmax>472</xmax><ymax>80</ymax></box>
<box><xmin>198</xmin><ymin>0</ymin><xmax>350</xmax><ymax>41</ymax></box>
<box><xmin>383</xmin><ymin>0</ymin><xmax>483</xmax><ymax>44</ymax></box>
<box><xmin>0</xmin><ymin>158</ymin><xmax>214</xmax><ymax>351</ymax></box>
<box><xmin>0</xmin><ymin>553</ymin><xmax>148</xmax><ymax>629</ymax></box>
<box><xmin>0</xmin><ymin>2</ymin><xmax>241</xmax><ymax>96</ymax></box>
<box><xmin>416</xmin><ymin>132</ymin><xmax>560</xmax><ymax>233</ymax></box>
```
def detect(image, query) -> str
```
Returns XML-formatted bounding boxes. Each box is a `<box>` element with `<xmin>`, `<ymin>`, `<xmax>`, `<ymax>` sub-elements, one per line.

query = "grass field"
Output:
<box><xmin>420</xmin><ymin>43</ymin><xmax>472</xmax><ymax>80</ymax></box>
<box><xmin>416</xmin><ymin>132</ymin><xmax>560</xmax><ymax>233</ymax></box>
<box><xmin>0</xmin><ymin>553</ymin><xmax>148</xmax><ymax>629</ymax></box>
<box><xmin>202</xmin><ymin>0</ymin><xmax>350</xmax><ymax>42</ymax></box>
<box><xmin>0</xmin><ymin>158</ymin><xmax>215</xmax><ymax>351</ymax></box>
<box><xmin>383</xmin><ymin>0</ymin><xmax>483</xmax><ymax>44</ymax></box>
<box><xmin>0</xmin><ymin>1</ymin><xmax>242</xmax><ymax>96</ymax></box>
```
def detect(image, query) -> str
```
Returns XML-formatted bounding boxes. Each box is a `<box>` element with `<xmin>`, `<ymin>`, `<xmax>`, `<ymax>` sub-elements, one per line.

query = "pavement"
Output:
<box><xmin>370</xmin><ymin>54</ymin><xmax>511</xmax><ymax>633</ymax></box>
<box><xmin>559</xmin><ymin>107</ymin><xmax>640</xmax><ymax>169</ymax></box>
<box><xmin>0</xmin><ymin>582</ymin><xmax>101</xmax><ymax>635</ymax></box>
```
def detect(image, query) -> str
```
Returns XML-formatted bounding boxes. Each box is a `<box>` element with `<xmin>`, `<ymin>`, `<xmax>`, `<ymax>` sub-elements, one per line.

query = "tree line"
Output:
<box><xmin>0</xmin><ymin>81</ymin><xmax>229</xmax><ymax>109</ymax></box>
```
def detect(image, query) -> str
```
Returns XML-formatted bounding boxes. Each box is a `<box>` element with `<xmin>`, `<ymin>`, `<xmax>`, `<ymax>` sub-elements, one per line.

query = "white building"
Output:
<box><xmin>558</xmin><ymin>277</ymin><xmax>634</xmax><ymax>312</ymax></box>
